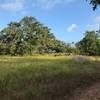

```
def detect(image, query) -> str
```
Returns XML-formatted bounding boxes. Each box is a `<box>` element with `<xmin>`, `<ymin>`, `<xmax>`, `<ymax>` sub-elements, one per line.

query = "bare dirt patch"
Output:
<box><xmin>71</xmin><ymin>82</ymin><xmax>100</xmax><ymax>100</ymax></box>
<box><xmin>72</xmin><ymin>55</ymin><xmax>89</xmax><ymax>62</ymax></box>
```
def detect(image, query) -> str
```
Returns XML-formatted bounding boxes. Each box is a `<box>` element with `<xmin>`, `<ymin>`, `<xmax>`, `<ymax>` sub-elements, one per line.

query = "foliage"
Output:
<box><xmin>0</xmin><ymin>16</ymin><xmax>100</xmax><ymax>56</ymax></box>
<box><xmin>76</xmin><ymin>30</ymin><xmax>100</xmax><ymax>56</ymax></box>
<box><xmin>88</xmin><ymin>0</ymin><xmax>100</xmax><ymax>10</ymax></box>
<box><xmin>0</xmin><ymin>16</ymin><xmax>69</xmax><ymax>55</ymax></box>
<box><xmin>0</xmin><ymin>56</ymin><xmax>100</xmax><ymax>100</ymax></box>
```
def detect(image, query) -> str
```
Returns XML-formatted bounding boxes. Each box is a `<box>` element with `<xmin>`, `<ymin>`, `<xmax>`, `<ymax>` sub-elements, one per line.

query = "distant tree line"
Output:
<box><xmin>0</xmin><ymin>16</ymin><xmax>100</xmax><ymax>56</ymax></box>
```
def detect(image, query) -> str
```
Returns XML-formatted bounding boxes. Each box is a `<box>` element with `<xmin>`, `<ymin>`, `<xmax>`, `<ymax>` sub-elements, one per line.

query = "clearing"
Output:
<box><xmin>0</xmin><ymin>56</ymin><xmax>100</xmax><ymax>100</ymax></box>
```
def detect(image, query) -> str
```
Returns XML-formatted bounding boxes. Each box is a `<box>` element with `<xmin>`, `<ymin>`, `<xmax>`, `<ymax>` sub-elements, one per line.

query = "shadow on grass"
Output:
<box><xmin>0</xmin><ymin>58</ymin><xmax>100</xmax><ymax>100</ymax></box>
<box><xmin>0</xmin><ymin>71</ymin><xmax>100</xmax><ymax>100</ymax></box>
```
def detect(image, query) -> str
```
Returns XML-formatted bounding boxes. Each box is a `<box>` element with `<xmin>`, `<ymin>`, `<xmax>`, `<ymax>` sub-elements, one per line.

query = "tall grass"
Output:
<box><xmin>0</xmin><ymin>56</ymin><xmax>100</xmax><ymax>100</ymax></box>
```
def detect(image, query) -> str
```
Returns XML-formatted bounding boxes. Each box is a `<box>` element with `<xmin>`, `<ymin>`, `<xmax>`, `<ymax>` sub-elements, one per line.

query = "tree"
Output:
<box><xmin>76</xmin><ymin>31</ymin><xmax>100</xmax><ymax>55</ymax></box>
<box><xmin>20</xmin><ymin>16</ymin><xmax>57</xmax><ymax>54</ymax></box>
<box><xmin>96</xmin><ymin>30</ymin><xmax>100</xmax><ymax>55</ymax></box>
<box><xmin>87</xmin><ymin>0</ymin><xmax>100</xmax><ymax>10</ymax></box>
<box><xmin>0</xmin><ymin>16</ymin><xmax>69</xmax><ymax>55</ymax></box>
<box><xmin>0</xmin><ymin>22</ymin><xmax>25</xmax><ymax>55</ymax></box>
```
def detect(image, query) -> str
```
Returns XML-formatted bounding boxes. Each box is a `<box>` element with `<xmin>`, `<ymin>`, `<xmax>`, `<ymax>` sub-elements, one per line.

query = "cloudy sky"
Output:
<box><xmin>0</xmin><ymin>0</ymin><xmax>100</xmax><ymax>43</ymax></box>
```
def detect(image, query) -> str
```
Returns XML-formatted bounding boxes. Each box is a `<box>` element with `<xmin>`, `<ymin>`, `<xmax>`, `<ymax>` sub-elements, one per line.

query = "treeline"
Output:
<box><xmin>76</xmin><ymin>30</ymin><xmax>100</xmax><ymax>56</ymax></box>
<box><xmin>0</xmin><ymin>16</ymin><xmax>71</xmax><ymax>56</ymax></box>
<box><xmin>0</xmin><ymin>16</ymin><xmax>100</xmax><ymax>56</ymax></box>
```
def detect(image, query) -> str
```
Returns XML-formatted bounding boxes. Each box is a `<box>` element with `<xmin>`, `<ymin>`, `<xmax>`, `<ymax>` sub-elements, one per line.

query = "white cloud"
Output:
<box><xmin>33</xmin><ymin>0</ymin><xmax>60</xmax><ymax>9</ymax></box>
<box><xmin>0</xmin><ymin>0</ymin><xmax>24</xmax><ymax>11</ymax></box>
<box><xmin>95</xmin><ymin>16</ymin><xmax>100</xmax><ymax>23</ymax></box>
<box><xmin>0</xmin><ymin>0</ymin><xmax>76</xmax><ymax>11</ymax></box>
<box><xmin>86</xmin><ymin>16</ymin><xmax>100</xmax><ymax>31</ymax></box>
<box><xmin>67</xmin><ymin>24</ymin><xmax>78</xmax><ymax>32</ymax></box>
<box><xmin>33</xmin><ymin>0</ymin><xmax>76</xmax><ymax>10</ymax></box>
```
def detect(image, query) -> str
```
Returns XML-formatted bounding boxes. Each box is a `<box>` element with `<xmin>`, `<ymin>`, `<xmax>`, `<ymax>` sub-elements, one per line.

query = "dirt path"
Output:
<box><xmin>71</xmin><ymin>82</ymin><xmax>100</xmax><ymax>100</ymax></box>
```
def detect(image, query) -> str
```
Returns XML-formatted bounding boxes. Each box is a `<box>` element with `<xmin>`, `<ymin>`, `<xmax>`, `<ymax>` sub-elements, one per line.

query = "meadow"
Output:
<box><xmin>0</xmin><ymin>55</ymin><xmax>100</xmax><ymax>100</ymax></box>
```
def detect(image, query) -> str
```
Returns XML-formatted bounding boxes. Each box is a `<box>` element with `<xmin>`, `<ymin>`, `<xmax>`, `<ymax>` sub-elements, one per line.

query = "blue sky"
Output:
<box><xmin>0</xmin><ymin>0</ymin><xmax>100</xmax><ymax>43</ymax></box>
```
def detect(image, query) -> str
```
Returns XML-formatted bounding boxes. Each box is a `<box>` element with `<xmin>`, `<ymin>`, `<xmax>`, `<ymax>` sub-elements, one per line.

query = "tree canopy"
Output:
<box><xmin>88</xmin><ymin>0</ymin><xmax>100</xmax><ymax>10</ymax></box>
<box><xmin>76</xmin><ymin>30</ymin><xmax>100</xmax><ymax>55</ymax></box>
<box><xmin>0</xmin><ymin>16</ymin><xmax>69</xmax><ymax>56</ymax></box>
<box><xmin>0</xmin><ymin>16</ymin><xmax>100</xmax><ymax>56</ymax></box>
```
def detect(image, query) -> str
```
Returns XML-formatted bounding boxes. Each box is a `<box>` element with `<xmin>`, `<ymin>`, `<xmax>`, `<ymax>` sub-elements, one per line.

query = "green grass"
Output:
<box><xmin>0</xmin><ymin>56</ymin><xmax>100</xmax><ymax>100</ymax></box>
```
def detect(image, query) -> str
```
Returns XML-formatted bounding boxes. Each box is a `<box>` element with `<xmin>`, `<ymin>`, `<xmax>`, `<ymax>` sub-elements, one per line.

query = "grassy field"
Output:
<box><xmin>0</xmin><ymin>55</ymin><xmax>100</xmax><ymax>100</ymax></box>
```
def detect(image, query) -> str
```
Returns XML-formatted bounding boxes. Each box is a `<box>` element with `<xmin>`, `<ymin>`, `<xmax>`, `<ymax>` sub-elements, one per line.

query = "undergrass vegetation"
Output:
<box><xmin>0</xmin><ymin>56</ymin><xmax>100</xmax><ymax>100</ymax></box>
